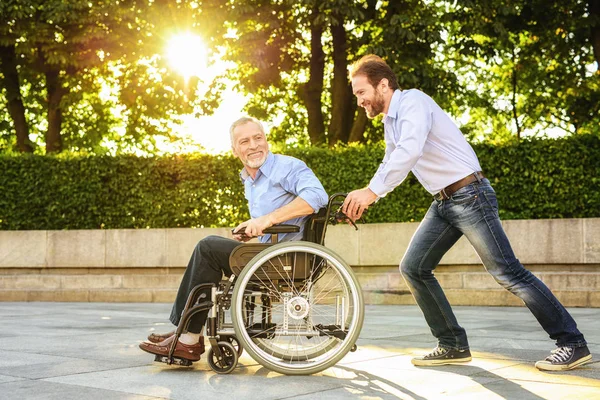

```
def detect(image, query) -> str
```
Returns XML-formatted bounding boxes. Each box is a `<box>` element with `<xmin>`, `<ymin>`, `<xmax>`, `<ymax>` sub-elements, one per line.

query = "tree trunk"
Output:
<box><xmin>511</xmin><ymin>48</ymin><xmax>521</xmax><ymax>140</ymax></box>
<box><xmin>300</xmin><ymin>6</ymin><xmax>326</xmax><ymax>145</ymax></box>
<box><xmin>45</xmin><ymin>68</ymin><xmax>67</xmax><ymax>153</ymax></box>
<box><xmin>349</xmin><ymin>107</ymin><xmax>368</xmax><ymax>143</ymax></box>
<box><xmin>0</xmin><ymin>45</ymin><xmax>33</xmax><ymax>152</ymax></box>
<box><xmin>590</xmin><ymin>0</ymin><xmax>600</xmax><ymax>71</ymax></box>
<box><xmin>328</xmin><ymin>16</ymin><xmax>353</xmax><ymax>146</ymax></box>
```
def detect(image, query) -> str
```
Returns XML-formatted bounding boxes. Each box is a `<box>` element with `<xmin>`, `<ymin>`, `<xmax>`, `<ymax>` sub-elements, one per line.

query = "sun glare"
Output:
<box><xmin>163</xmin><ymin>33</ymin><xmax>250</xmax><ymax>154</ymax></box>
<box><xmin>166</xmin><ymin>33</ymin><xmax>207</xmax><ymax>80</ymax></box>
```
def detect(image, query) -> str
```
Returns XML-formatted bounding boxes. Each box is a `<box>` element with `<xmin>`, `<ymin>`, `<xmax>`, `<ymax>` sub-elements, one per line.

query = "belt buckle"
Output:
<box><xmin>434</xmin><ymin>188</ymin><xmax>448</xmax><ymax>201</ymax></box>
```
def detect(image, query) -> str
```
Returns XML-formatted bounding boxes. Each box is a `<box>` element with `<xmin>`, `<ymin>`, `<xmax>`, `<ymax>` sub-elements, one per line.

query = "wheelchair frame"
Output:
<box><xmin>154</xmin><ymin>193</ymin><xmax>364</xmax><ymax>375</ymax></box>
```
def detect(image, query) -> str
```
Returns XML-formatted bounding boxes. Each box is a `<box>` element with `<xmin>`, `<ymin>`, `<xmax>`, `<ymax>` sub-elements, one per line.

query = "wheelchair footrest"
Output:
<box><xmin>153</xmin><ymin>354</ymin><xmax>193</xmax><ymax>367</ymax></box>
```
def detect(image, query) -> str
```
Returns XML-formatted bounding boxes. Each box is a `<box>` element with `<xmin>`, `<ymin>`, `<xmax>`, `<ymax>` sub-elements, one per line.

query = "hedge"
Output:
<box><xmin>0</xmin><ymin>135</ymin><xmax>598</xmax><ymax>230</ymax></box>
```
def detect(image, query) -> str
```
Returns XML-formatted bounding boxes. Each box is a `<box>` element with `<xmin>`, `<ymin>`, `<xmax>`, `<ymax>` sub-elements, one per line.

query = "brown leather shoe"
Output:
<box><xmin>147</xmin><ymin>331</ymin><xmax>175</xmax><ymax>343</ymax></box>
<box><xmin>139</xmin><ymin>334</ymin><xmax>205</xmax><ymax>361</ymax></box>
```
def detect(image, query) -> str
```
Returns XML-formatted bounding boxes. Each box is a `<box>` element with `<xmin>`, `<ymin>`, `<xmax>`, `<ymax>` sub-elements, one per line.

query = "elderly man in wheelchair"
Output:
<box><xmin>139</xmin><ymin>117</ymin><xmax>364</xmax><ymax>375</ymax></box>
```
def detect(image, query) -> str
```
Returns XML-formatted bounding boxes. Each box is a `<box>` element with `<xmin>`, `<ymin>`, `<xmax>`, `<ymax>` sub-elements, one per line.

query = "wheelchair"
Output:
<box><xmin>155</xmin><ymin>193</ymin><xmax>364</xmax><ymax>375</ymax></box>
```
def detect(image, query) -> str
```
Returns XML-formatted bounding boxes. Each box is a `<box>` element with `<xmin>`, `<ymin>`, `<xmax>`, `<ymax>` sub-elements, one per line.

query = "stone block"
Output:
<box><xmin>166</xmin><ymin>228</ymin><xmax>232</xmax><ymax>267</ymax></box>
<box><xmin>60</xmin><ymin>275</ymin><xmax>123</xmax><ymax>290</ymax></box>
<box><xmin>356</xmin><ymin>273</ymin><xmax>390</xmax><ymax>290</ymax></box>
<box><xmin>388</xmin><ymin>273</ymin><xmax>409</xmax><ymax>290</ymax></box>
<box><xmin>362</xmin><ymin>291</ymin><xmax>415</xmax><ymax>305</ymax></box>
<box><xmin>436</xmin><ymin>273</ymin><xmax>463</xmax><ymax>289</ymax></box>
<box><xmin>439</xmin><ymin>237</ymin><xmax>480</xmax><ymax>265</ymax></box>
<box><xmin>589</xmin><ymin>290</ymin><xmax>600</xmax><ymax>307</ymax></box>
<box><xmin>27</xmin><ymin>289</ymin><xmax>89</xmax><ymax>302</ymax></box>
<box><xmin>553</xmin><ymin>290</ymin><xmax>589</xmax><ymax>307</ymax></box>
<box><xmin>0</xmin><ymin>290</ymin><xmax>29</xmax><ymax>301</ymax></box>
<box><xmin>503</xmin><ymin>219</ymin><xmax>583</xmax><ymax>264</ymax></box>
<box><xmin>1</xmin><ymin>275</ymin><xmax>61</xmax><ymax>290</ymax></box>
<box><xmin>47</xmin><ymin>230</ymin><xmax>105</xmax><ymax>267</ymax></box>
<box><xmin>445</xmin><ymin>289</ymin><xmax>523</xmax><ymax>306</ymax></box>
<box><xmin>121</xmin><ymin>274</ymin><xmax>182</xmax><ymax>289</ymax></box>
<box><xmin>584</xmin><ymin>218</ymin><xmax>600</xmax><ymax>263</ymax></box>
<box><xmin>105</xmin><ymin>230</ymin><xmax>167</xmax><ymax>267</ymax></box>
<box><xmin>462</xmin><ymin>273</ymin><xmax>500</xmax><ymax>289</ymax></box>
<box><xmin>89</xmin><ymin>289</ymin><xmax>152</xmax><ymax>302</ymax></box>
<box><xmin>358</xmin><ymin>223</ymin><xmax>417</xmax><ymax>266</ymax></box>
<box><xmin>538</xmin><ymin>273</ymin><xmax>599</xmax><ymax>290</ymax></box>
<box><xmin>325</xmin><ymin>225</ymin><xmax>359</xmax><ymax>266</ymax></box>
<box><xmin>152</xmin><ymin>289</ymin><xmax>177</xmax><ymax>303</ymax></box>
<box><xmin>0</xmin><ymin>231</ymin><xmax>46</xmax><ymax>267</ymax></box>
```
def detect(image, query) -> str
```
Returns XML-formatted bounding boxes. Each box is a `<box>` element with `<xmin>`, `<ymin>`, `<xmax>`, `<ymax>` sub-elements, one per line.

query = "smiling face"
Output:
<box><xmin>351</xmin><ymin>74</ymin><xmax>388</xmax><ymax>119</ymax></box>
<box><xmin>231</xmin><ymin>121</ymin><xmax>269</xmax><ymax>176</ymax></box>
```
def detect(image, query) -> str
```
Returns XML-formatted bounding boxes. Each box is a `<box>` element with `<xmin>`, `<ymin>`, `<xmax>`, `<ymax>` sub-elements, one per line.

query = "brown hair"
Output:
<box><xmin>349</xmin><ymin>54</ymin><xmax>399</xmax><ymax>90</ymax></box>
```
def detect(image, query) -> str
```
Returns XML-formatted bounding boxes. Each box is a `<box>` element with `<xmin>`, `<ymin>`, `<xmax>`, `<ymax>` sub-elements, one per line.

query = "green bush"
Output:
<box><xmin>1</xmin><ymin>135</ymin><xmax>598</xmax><ymax>230</ymax></box>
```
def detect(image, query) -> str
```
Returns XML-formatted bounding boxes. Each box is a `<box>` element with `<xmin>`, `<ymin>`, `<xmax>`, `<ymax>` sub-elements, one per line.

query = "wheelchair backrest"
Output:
<box><xmin>302</xmin><ymin>207</ymin><xmax>327</xmax><ymax>245</ymax></box>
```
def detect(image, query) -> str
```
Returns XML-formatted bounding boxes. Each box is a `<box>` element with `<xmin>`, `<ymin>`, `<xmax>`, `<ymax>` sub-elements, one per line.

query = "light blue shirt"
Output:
<box><xmin>241</xmin><ymin>152</ymin><xmax>328</xmax><ymax>243</ymax></box>
<box><xmin>368</xmin><ymin>89</ymin><xmax>482</xmax><ymax>196</ymax></box>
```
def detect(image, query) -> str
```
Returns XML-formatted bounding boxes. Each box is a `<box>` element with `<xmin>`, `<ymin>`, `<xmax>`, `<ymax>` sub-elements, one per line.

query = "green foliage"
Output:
<box><xmin>1</xmin><ymin>135</ymin><xmax>598</xmax><ymax>230</ymax></box>
<box><xmin>0</xmin><ymin>0</ymin><xmax>223</xmax><ymax>154</ymax></box>
<box><xmin>444</xmin><ymin>0</ymin><xmax>600</xmax><ymax>141</ymax></box>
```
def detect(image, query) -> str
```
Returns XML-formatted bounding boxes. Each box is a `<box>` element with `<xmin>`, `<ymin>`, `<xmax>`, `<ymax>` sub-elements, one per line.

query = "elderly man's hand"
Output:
<box><xmin>233</xmin><ymin>215</ymin><xmax>274</xmax><ymax>241</ymax></box>
<box><xmin>342</xmin><ymin>188</ymin><xmax>377</xmax><ymax>221</ymax></box>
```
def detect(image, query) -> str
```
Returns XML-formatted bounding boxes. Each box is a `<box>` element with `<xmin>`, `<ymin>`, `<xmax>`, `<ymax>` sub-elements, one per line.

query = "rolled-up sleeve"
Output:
<box><xmin>285</xmin><ymin>160</ymin><xmax>328</xmax><ymax>212</ymax></box>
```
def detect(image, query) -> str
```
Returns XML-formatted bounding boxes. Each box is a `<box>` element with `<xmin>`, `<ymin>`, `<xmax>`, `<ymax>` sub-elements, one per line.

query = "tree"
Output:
<box><xmin>212</xmin><ymin>0</ymin><xmax>457</xmax><ymax>147</ymax></box>
<box><xmin>0</xmin><ymin>0</ymin><xmax>224</xmax><ymax>154</ymax></box>
<box><xmin>446</xmin><ymin>0</ymin><xmax>600</xmax><ymax>141</ymax></box>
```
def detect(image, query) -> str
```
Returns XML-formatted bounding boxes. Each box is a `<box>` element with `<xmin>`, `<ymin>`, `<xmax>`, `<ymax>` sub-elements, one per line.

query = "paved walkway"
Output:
<box><xmin>0</xmin><ymin>303</ymin><xmax>598</xmax><ymax>400</ymax></box>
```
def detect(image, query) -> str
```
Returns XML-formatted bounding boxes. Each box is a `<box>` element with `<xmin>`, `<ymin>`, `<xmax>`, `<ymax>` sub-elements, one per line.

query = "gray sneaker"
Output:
<box><xmin>535</xmin><ymin>345</ymin><xmax>592</xmax><ymax>371</ymax></box>
<box><xmin>412</xmin><ymin>346</ymin><xmax>472</xmax><ymax>366</ymax></box>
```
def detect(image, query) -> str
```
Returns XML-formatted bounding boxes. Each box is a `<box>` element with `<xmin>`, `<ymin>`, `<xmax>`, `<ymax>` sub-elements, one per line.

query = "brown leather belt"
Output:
<box><xmin>434</xmin><ymin>171</ymin><xmax>485</xmax><ymax>201</ymax></box>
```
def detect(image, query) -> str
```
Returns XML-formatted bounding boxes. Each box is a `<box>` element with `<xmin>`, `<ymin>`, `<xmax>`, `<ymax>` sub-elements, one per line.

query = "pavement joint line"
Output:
<box><xmin>37</xmin><ymin>379</ymin><xmax>169</xmax><ymax>400</ymax></box>
<box><xmin>0</xmin><ymin>348</ymin><xmax>151</xmax><ymax>365</ymax></box>
<box><xmin>337</xmin><ymin>353</ymin><xmax>409</xmax><ymax>366</ymax></box>
<box><xmin>498</xmin><ymin>377</ymin><xmax>600</xmax><ymax>388</ymax></box>
<box><xmin>273</xmin><ymin>385</ymin><xmax>345</xmax><ymax>400</ymax></box>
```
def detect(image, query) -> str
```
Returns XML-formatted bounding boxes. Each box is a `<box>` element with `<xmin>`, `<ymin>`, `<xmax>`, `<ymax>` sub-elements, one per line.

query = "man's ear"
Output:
<box><xmin>231</xmin><ymin>146</ymin><xmax>238</xmax><ymax>158</ymax></box>
<box><xmin>380</xmin><ymin>78</ymin><xmax>389</xmax><ymax>91</ymax></box>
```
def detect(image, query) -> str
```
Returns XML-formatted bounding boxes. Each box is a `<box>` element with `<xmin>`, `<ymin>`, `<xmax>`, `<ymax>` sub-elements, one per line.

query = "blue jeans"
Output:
<box><xmin>400</xmin><ymin>178</ymin><xmax>586</xmax><ymax>350</ymax></box>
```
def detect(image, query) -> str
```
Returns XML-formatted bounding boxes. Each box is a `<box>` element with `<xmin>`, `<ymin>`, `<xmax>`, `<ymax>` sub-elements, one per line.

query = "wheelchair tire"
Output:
<box><xmin>207</xmin><ymin>341</ymin><xmax>238</xmax><ymax>374</ymax></box>
<box><xmin>231</xmin><ymin>241</ymin><xmax>364</xmax><ymax>375</ymax></box>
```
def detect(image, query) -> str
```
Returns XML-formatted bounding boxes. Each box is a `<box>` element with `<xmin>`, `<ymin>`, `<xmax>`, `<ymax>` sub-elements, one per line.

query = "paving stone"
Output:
<box><xmin>0</xmin><ymin>303</ymin><xmax>596</xmax><ymax>400</ymax></box>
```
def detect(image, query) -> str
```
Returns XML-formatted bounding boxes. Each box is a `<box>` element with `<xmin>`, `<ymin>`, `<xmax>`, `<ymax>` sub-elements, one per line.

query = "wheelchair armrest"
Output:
<box><xmin>263</xmin><ymin>224</ymin><xmax>300</xmax><ymax>234</ymax></box>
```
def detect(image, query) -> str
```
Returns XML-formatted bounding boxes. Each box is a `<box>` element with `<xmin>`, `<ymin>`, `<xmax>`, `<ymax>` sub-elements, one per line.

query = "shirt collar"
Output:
<box><xmin>383</xmin><ymin>89</ymin><xmax>403</xmax><ymax>124</ymax></box>
<box><xmin>239</xmin><ymin>151</ymin><xmax>275</xmax><ymax>182</ymax></box>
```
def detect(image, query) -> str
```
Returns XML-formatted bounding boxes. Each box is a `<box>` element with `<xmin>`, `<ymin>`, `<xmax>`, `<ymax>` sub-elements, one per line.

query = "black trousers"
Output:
<box><xmin>169</xmin><ymin>235</ymin><xmax>240</xmax><ymax>333</ymax></box>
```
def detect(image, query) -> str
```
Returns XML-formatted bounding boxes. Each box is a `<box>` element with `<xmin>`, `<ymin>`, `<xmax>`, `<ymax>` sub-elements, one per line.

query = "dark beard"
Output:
<box><xmin>366</xmin><ymin>91</ymin><xmax>385</xmax><ymax>118</ymax></box>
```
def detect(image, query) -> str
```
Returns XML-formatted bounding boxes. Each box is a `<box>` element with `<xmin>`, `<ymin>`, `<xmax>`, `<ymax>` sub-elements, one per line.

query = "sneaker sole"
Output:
<box><xmin>412</xmin><ymin>356</ymin><xmax>472</xmax><ymax>366</ymax></box>
<box><xmin>535</xmin><ymin>354</ymin><xmax>592</xmax><ymax>371</ymax></box>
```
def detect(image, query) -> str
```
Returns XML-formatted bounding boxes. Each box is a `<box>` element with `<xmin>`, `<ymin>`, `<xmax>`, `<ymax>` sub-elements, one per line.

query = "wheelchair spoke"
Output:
<box><xmin>294</xmin><ymin>256</ymin><xmax>327</xmax><ymax>296</ymax></box>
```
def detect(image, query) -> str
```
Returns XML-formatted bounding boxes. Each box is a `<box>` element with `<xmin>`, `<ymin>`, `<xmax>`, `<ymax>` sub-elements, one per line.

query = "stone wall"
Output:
<box><xmin>1</xmin><ymin>219</ymin><xmax>599</xmax><ymax>306</ymax></box>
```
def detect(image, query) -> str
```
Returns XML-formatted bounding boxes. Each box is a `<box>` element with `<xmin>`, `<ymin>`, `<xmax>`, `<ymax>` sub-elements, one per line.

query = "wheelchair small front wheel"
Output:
<box><xmin>207</xmin><ymin>341</ymin><xmax>238</xmax><ymax>374</ymax></box>
<box><xmin>221</xmin><ymin>335</ymin><xmax>243</xmax><ymax>357</ymax></box>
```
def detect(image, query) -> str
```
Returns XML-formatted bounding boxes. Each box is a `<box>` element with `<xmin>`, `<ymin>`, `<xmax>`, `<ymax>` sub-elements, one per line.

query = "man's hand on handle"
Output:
<box><xmin>342</xmin><ymin>188</ymin><xmax>378</xmax><ymax>221</ymax></box>
<box><xmin>232</xmin><ymin>215</ymin><xmax>274</xmax><ymax>242</ymax></box>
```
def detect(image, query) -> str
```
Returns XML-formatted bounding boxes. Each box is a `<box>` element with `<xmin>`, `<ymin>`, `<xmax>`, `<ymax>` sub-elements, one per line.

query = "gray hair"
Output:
<box><xmin>229</xmin><ymin>117</ymin><xmax>266</xmax><ymax>145</ymax></box>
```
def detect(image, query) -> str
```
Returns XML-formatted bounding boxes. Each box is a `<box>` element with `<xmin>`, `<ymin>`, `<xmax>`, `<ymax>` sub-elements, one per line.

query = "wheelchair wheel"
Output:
<box><xmin>231</xmin><ymin>241</ymin><xmax>364</xmax><ymax>375</ymax></box>
<box><xmin>207</xmin><ymin>341</ymin><xmax>238</xmax><ymax>374</ymax></box>
<box><xmin>221</xmin><ymin>335</ymin><xmax>243</xmax><ymax>357</ymax></box>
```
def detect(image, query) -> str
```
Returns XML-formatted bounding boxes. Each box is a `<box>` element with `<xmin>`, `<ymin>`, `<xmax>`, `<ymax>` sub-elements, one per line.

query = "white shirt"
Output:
<box><xmin>368</xmin><ymin>89</ymin><xmax>482</xmax><ymax>197</ymax></box>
